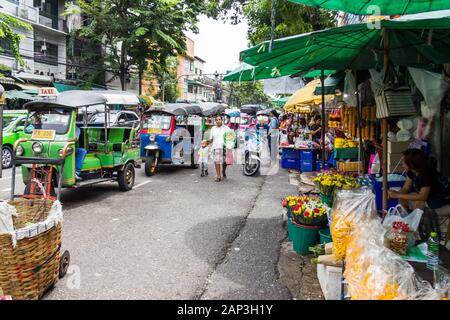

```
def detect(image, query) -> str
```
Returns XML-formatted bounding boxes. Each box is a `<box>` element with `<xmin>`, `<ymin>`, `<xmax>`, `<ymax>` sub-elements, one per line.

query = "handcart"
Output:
<box><xmin>0</xmin><ymin>157</ymin><xmax>70</xmax><ymax>300</ymax></box>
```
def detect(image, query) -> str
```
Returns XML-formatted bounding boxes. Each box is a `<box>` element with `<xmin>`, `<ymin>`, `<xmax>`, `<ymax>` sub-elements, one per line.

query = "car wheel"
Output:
<box><xmin>2</xmin><ymin>146</ymin><xmax>13</xmax><ymax>169</ymax></box>
<box><xmin>118</xmin><ymin>162</ymin><xmax>135</xmax><ymax>191</ymax></box>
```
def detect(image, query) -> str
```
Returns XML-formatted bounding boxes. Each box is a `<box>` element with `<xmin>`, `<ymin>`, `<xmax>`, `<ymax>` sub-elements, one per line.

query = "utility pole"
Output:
<box><xmin>162</xmin><ymin>72</ymin><xmax>166</xmax><ymax>102</ymax></box>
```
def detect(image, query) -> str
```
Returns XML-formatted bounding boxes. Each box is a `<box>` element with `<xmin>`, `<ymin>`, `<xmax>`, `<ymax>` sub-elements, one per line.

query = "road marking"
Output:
<box><xmin>134</xmin><ymin>181</ymin><xmax>151</xmax><ymax>189</ymax></box>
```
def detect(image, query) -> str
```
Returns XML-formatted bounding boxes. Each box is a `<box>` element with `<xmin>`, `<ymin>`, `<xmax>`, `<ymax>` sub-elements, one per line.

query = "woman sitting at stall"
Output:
<box><xmin>388</xmin><ymin>148</ymin><xmax>450</xmax><ymax>211</ymax></box>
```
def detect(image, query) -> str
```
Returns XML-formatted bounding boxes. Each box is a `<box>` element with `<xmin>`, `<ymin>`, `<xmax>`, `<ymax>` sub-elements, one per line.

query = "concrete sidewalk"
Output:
<box><xmin>200</xmin><ymin>168</ymin><xmax>323</xmax><ymax>300</ymax></box>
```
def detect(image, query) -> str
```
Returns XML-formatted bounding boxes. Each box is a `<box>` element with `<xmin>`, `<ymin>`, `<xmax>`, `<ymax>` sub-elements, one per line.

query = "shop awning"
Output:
<box><xmin>314</xmin><ymin>72</ymin><xmax>345</xmax><ymax>95</ymax></box>
<box><xmin>5</xmin><ymin>90</ymin><xmax>36</xmax><ymax>101</ymax></box>
<box><xmin>53</xmin><ymin>82</ymin><xmax>82</xmax><ymax>92</ymax></box>
<box><xmin>288</xmin><ymin>0</ymin><xmax>450</xmax><ymax>16</ymax></box>
<box><xmin>0</xmin><ymin>77</ymin><xmax>16</xmax><ymax>85</ymax></box>
<box><xmin>284</xmin><ymin>79</ymin><xmax>335</xmax><ymax>112</ymax></box>
<box><xmin>240</xmin><ymin>11</ymin><xmax>450</xmax><ymax>77</ymax></box>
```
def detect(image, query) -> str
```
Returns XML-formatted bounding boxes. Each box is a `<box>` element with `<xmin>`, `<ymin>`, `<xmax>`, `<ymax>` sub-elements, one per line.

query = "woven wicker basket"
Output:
<box><xmin>337</xmin><ymin>161</ymin><xmax>363</xmax><ymax>172</ymax></box>
<box><xmin>0</xmin><ymin>198</ymin><xmax>61</xmax><ymax>300</ymax></box>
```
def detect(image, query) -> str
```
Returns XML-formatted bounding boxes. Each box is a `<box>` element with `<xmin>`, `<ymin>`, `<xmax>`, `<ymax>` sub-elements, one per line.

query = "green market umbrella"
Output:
<box><xmin>272</xmin><ymin>95</ymin><xmax>291</xmax><ymax>106</ymax></box>
<box><xmin>223</xmin><ymin>63</ymin><xmax>285</xmax><ymax>81</ymax></box>
<box><xmin>240</xmin><ymin>11</ymin><xmax>450</xmax><ymax>76</ymax></box>
<box><xmin>288</xmin><ymin>0</ymin><xmax>450</xmax><ymax>16</ymax></box>
<box><xmin>301</xmin><ymin>69</ymin><xmax>336</xmax><ymax>78</ymax></box>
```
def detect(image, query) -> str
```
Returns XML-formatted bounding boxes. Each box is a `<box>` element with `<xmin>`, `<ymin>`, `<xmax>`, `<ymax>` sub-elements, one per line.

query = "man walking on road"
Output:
<box><xmin>210</xmin><ymin>115</ymin><xmax>231</xmax><ymax>182</ymax></box>
<box><xmin>268</xmin><ymin>110</ymin><xmax>279</xmax><ymax>159</ymax></box>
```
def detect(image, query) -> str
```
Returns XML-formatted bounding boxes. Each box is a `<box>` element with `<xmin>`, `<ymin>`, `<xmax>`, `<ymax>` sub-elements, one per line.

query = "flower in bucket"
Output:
<box><xmin>290</xmin><ymin>196</ymin><xmax>329</xmax><ymax>227</ymax></box>
<box><xmin>313</xmin><ymin>171</ymin><xmax>360</xmax><ymax>197</ymax></box>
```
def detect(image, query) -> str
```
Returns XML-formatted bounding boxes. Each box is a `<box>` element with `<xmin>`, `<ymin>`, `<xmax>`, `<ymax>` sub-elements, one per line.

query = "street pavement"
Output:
<box><xmin>1</xmin><ymin>161</ymin><xmax>298</xmax><ymax>300</ymax></box>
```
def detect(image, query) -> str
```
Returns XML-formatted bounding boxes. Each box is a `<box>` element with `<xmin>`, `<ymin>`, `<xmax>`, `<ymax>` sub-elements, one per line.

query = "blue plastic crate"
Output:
<box><xmin>316</xmin><ymin>161</ymin><xmax>330</xmax><ymax>172</ymax></box>
<box><xmin>282</xmin><ymin>148</ymin><xmax>300</xmax><ymax>160</ymax></box>
<box><xmin>300</xmin><ymin>150</ymin><xmax>314</xmax><ymax>161</ymax></box>
<box><xmin>300</xmin><ymin>160</ymin><xmax>314</xmax><ymax>172</ymax></box>
<box><xmin>370</xmin><ymin>174</ymin><xmax>406</xmax><ymax>210</ymax></box>
<box><xmin>281</xmin><ymin>158</ymin><xmax>300</xmax><ymax>170</ymax></box>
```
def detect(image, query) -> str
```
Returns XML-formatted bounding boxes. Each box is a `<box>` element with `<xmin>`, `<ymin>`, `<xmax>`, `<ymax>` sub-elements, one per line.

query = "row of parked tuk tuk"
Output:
<box><xmin>8</xmin><ymin>90</ymin><xmax>271</xmax><ymax>200</ymax></box>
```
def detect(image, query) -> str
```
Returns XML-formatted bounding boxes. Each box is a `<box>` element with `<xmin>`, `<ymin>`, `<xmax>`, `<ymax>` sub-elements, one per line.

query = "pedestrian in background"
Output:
<box><xmin>268</xmin><ymin>110</ymin><xmax>279</xmax><ymax>158</ymax></box>
<box><xmin>209</xmin><ymin>115</ymin><xmax>231</xmax><ymax>182</ymax></box>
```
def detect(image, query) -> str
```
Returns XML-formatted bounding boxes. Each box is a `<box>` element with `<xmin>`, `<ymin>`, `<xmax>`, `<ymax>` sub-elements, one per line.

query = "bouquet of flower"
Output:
<box><xmin>282</xmin><ymin>196</ymin><xmax>300</xmax><ymax>213</ymax></box>
<box><xmin>290</xmin><ymin>196</ymin><xmax>329</xmax><ymax>227</ymax></box>
<box><xmin>313</xmin><ymin>171</ymin><xmax>360</xmax><ymax>197</ymax></box>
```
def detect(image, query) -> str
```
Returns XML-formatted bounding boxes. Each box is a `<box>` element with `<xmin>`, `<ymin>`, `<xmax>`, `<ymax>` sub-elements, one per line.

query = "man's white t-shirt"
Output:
<box><xmin>210</xmin><ymin>125</ymin><xmax>230</xmax><ymax>150</ymax></box>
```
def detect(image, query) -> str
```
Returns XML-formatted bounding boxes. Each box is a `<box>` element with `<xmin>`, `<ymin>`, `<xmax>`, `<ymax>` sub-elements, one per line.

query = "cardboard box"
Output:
<box><xmin>387</xmin><ymin>140</ymin><xmax>411</xmax><ymax>154</ymax></box>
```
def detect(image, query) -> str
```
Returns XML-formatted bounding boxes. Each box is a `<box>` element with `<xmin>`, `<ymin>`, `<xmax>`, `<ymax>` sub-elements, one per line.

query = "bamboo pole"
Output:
<box><xmin>321</xmin><ymin>69</ymin><xmax>326</xmax><ymax>170</ymax></box>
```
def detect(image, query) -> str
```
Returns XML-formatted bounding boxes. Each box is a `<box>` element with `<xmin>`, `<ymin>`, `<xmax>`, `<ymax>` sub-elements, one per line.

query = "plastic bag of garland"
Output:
<box><xmin>383</xmin><ymin>205</ymin><xmax>423</xmax><ymax>256</ymax></box>
<box><xmin>345</xmin><ymin>221</ymin><xmax>442</xmax><ymax>300</ymax></box>
<box><xmin>330</xmin><ymin>188</ymin><xmax>377</xmax><ymax>261</ymax></box>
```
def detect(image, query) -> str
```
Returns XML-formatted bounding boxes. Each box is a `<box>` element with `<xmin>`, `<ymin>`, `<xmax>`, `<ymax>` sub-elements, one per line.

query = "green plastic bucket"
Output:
<box><xmin>290</xmin><ymin>219</ymin><xmax>320</xmax><ymax>255</ymax></box>
<box><xmin>320</xmin><ymin>193</ymin><xmax>334</xmax><ymax>207</ymax></box>
<box><xmin>319</xmin><ymin>228</ymin><xmax>332</xmax><ymax>244</ymax></box>
<box><xmin>287</xmin><ymin>217</ymin><xmax>293</xmax><ymax>241</ymax></box>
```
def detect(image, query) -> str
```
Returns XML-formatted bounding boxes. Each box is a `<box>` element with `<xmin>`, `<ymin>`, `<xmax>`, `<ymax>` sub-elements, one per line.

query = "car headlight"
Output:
<box><xmin>16</xmin><ymin>145</ymin><xmax>24</xmax><ymax>156</ymax></box>
<box><xmin>32</xmin><ymin>142</ymin><xmax>43</xmax><ymax>154</ymax></box>
<box><xmin>150</xmin><ymin>135</ymin><xmax>156</xmax><ymax>142</ymax></box>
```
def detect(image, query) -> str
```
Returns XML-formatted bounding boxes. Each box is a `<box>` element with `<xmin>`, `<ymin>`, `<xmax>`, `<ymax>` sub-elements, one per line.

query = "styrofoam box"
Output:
<box><xmin>317</xmin><ymin>264</ymin><xmax>343</xmax><ymax>300</ymax></box>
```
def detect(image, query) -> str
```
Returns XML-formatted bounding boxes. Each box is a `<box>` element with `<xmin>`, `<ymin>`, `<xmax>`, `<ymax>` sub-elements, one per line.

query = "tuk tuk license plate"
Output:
<box><xmin>32</xmin><ymin>129</ymin><xmax>56</xmax><ymax>141</ymax></box>
<box><xmin>148</xmin><ymin>128</ymin><xmax>162</xmax><ymax>134</ymax></box>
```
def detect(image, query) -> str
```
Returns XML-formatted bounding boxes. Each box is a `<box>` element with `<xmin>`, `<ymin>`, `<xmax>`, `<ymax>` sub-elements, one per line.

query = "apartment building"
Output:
<box><xmin>0</xmin><ymin>0</ymin><xmax>68</xmax><ymax>85</ymax></box>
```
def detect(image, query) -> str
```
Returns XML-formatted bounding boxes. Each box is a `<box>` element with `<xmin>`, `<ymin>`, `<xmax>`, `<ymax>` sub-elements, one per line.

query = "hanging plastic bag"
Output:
<box><xmin>225</xmin><ymin>149</ymin><xmax>234</xmax><ymax>165</ymax></box>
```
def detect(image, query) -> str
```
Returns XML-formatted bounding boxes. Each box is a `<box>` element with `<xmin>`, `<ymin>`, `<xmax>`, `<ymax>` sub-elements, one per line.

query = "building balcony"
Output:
<box><xmin>0</xmin><ymin>0</ymin><xmax>68</xmax><ymax>33</ymax></box>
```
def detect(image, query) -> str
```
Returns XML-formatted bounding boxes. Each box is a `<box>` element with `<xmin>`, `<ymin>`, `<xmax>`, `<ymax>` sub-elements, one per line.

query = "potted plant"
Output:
<box><xmin>289</xmin><ymin>196</ymin><xmax>330</xmax><ymax>255</ymax></box>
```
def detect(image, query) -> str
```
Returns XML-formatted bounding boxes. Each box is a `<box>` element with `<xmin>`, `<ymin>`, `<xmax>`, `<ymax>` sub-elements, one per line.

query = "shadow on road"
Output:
<box><xmin>184</xmin><ymin>215</ymin><xmax>291</xmax><ymax>299</ymax></box>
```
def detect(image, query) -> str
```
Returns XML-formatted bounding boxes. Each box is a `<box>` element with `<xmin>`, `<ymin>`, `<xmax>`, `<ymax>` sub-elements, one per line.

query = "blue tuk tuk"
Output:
<box><xmin>140</xmin><ymin>103</ymin><xmax>203</xmax><ymax>176</ymax></box>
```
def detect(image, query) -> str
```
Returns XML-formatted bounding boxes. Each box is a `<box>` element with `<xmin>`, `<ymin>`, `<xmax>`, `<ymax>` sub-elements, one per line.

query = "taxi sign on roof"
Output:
<box><xmin>39</xmin><ymin>87</ymin><xmax>59</xmax><ymax>97</ymax></box>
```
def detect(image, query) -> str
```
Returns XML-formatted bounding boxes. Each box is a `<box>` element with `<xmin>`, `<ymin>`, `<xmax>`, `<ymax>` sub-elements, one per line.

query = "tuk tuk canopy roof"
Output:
<box><xmin>240</xmin><ymin>11</ymin><xmax>450</xmax><ymax>78</ymax></box>
<box><xmin>288</xmin><ymin>0</ymin><xmax>450</xmax><ymax>16</ymax></box>
<box><xmin>156</xmin><ymin>103</ymin><xmax>203</xmax><ymax>116</ymax></box>
<box><xmin>240</xmin><ymin>104</ymin><xmax>264</xmax><ymax>115</ymax></box>
<box><xmin>24</xmin><ymin>91</ymin><xmax>107</xmax><ymax>109</ymax></box>
<box><xmin>198</xmin><ymin>102</ymin><xmax>226</xmax><ymax>117</ymax></box>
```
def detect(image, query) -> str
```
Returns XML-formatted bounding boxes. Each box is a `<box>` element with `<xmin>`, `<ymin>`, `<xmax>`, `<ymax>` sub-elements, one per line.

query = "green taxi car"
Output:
<box><xmin>13</xmin><ymin>90</ymin><xmax>142</xmax><ymax>196</ymax></box>
<box><xmin>2</xmin><ymin>110</ymin><xmax>28</xmax><ymax>168</ymax></box>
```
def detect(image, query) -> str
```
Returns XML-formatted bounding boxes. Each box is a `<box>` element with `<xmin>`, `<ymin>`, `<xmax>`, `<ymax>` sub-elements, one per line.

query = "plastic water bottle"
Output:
<box><xmin>426</xmin><ymin>232</ymin><xmax>439</xmax><ymax>271</ymax></box>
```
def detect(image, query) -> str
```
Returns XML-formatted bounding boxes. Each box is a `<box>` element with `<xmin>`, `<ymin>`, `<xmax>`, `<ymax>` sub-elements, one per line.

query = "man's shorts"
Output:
<box><xmin>213</xmin><ymin>148</ymin><xmax>226</xmax><ymax>164</ymax></box>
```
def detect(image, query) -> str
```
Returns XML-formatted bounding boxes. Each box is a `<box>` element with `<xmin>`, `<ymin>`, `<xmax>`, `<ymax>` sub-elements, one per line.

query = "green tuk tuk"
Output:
<box><xmin>12</xmin><ymin>90</ymin><xmax>142</xmax><ymax>198</ymax></box>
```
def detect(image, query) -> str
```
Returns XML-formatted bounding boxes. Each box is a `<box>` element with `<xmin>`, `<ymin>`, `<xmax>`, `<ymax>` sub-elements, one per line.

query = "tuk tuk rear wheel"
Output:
<box><xmin>145</xmin><ymin>155</ymin><xmax>157</xmax><ymax>177</ymax></box>
<box><xmin>118</xmin><ymin>163</ymin><xmax>135</xmax><ymax>191</ymax></box>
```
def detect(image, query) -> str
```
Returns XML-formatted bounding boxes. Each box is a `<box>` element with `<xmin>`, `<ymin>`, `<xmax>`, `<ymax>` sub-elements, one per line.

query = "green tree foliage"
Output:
<box><xmin>67</xmin><ymin>0</ymin><xmax>205</xmax><ymax>90</ymax></box>
<box><xmin>145</xmin><ymin>56</ymin><xmax>180</xmax><ymax>102</ymax></box>
<box><xmin>226</xmin><ymin>81</ymin><xmax>270</xmax><ymax>107</ymax></box>
<box><xmin>0</xmin><ymin>12</ymin><xmax>32</xmax><ymax>70</ymax></box>
<box><xmin>207</xmin><ymin>0</ymin><xmax>337</xmax><ymax>45</ymax></box>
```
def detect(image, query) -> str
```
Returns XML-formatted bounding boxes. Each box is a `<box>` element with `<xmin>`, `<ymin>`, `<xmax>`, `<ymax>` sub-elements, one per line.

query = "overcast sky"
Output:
<box><xmin>186</xmin><ymin>15</ymin><xmax>249</xmax><ymax>76</ymax></box>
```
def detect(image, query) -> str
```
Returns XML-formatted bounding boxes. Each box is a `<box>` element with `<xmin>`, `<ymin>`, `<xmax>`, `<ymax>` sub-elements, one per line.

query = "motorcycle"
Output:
<box><xmin>242</xmin><ymin>128</ymin><xmax>263</xmax><ymax>176</ymax></box>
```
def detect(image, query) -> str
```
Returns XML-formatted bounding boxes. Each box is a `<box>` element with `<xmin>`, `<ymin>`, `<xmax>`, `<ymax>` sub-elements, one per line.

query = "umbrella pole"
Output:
<box><xmin>321</xmin><ymin>69</ymin><xmax>326</xmax><ymax>170</ymax></box>
<box><xmin>382</xmin><ymin>28</ymin><xmax>390</xmax><ymax>212</ymax></box>
<box><xmin>355</xmin><ymin>71</ymin><xmax>363</xmax><ymax>175</ymax></box>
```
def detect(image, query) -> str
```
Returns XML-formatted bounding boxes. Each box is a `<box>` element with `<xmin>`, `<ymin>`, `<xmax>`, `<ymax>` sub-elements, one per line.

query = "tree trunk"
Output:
<box><xmin>120</xmin><ymin>42</ymin><xmax>127</xmax><ymax>91</ymax></box>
